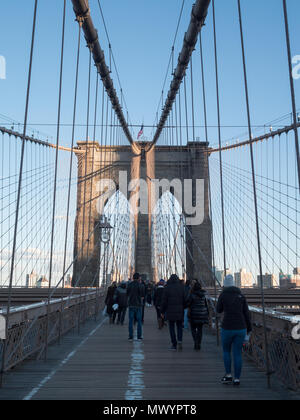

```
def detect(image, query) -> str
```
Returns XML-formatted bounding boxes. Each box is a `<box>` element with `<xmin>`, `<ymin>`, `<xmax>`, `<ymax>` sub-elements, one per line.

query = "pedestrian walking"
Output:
<box><xmin>114</xmin><ymin>281</ymin><xmax>128</xmax><ymax>325</ymax></box>
<box><xmin>105</xmin><ymin>282</ymin><xmax>117</xmax><ymax>324</ymax></box>
<box><xmin>153</xmin><ymin>279</ymin><xmax>165</xmax><ymax>329</ymax></box>
<box><xmin>186</xmin><ymin>280</ymin><xmax>209</xmax><ymax>351</ymax></box>
<box><xmin>145</xmin><ymin>282</ymin><xmax>154</xmax><ymax>307</ymax></box>
<box><xmin>183</xmin><ymin>280</ymin><xmax>192</xmax><ymax>330</ymax></box>
<box><xmin>161</xmin><ymin>274</ymin><xmax>186</xmax><ymax>351</ymax></box>
<box><xmin>127</xmin><ymin>273</ymin><xmax>145</xmax><ymax>341</ymax></box>
<box><xmin>217</xmin><ymin>275</ymin><xmax>252</xmax><ymax>386</ymax></box>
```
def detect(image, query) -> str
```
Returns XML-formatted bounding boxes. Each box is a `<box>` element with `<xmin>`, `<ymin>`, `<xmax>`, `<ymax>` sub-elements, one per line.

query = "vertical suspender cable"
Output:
<box><xmin>59</xmin><ymin>21</ymin><xmax>82</xmax><ymax>342</ymax></box>
<box><xmin>78</xmin><ymin>48</ymin><xmax>92</xmax><ymax>333</ymax></box>
<box><xmin>190</xmin><ymin>56</ymin><xmax>196</xmax><ymax>142</ymax></box>
<box><xmin>200</xmin><ymin>30</ymin><xmax>219</xmax><ymax>344</ymax></box>
<box><xmin>89</xmin><ymin>72</ymin><xmax>99</xmax><ymax>273</ymax></box>
<box><xmin>81</xmin><ymin>49</ymin><xmax>92</xmax><ymax>263</ymax></box>
<box><xmin>282</xmin><ymin>0</ymin><xmax>300</xmax><ymax>192</ymax></box>
<box><xmin>212</xmin><ymin>0</ymin><xmax>227</xmax><ymax>278</ymax></box>
<box><xmin>45</xmin><ymin>0</ymin><xmax>66</xmax><ymax>360</ymax></box>
<box><xmin>237</xmin><ymin>0</ymin><xmax>271</xmax><ymax>388</ymax></box>
<box><xmin>88</xmin><ymin>72</ymin><xmax>99</xmax><ymax>262</ymax></box>
<box><xmin>184</xmin><ymin>76</ymin><xmax>189</xmax><ymax>144</ymax></box>
<box><xmin>0</xmin><ymin>0</ymin><xmax>38</xmax><ymax>386</ymax></box>
<box><xmin>199</xmin><ymin>32</ymin><xmax>208</xmax><ymax>142</ymax></box>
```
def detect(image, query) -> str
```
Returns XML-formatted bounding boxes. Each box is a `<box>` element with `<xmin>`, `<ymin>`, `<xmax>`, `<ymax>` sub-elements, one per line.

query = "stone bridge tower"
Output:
<box><xmin>73</xmin><ymin>141</ymin><xmax>212</xmax><ymax>287</ymax></box>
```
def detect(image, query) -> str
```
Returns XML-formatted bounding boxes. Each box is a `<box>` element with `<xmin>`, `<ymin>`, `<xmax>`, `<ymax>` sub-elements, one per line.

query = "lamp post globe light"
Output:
<box><xmin>158</xmin><ymin>253</ymin><xmax>165</xmax><ymax>265</ymax></box>
<box><xmin>100</xmin><ymin>216</ymin><xmax>113</xmax><ymax>289</ymax></box>
<box><xmin>158</xmin><ymin>253</ymin><xmax>165</xmax><ymax>280</ymax></box>
<box><xmin>99</xmin><ymin>216</ymin><xmax>113</xmax><ymax>244</ymax></box>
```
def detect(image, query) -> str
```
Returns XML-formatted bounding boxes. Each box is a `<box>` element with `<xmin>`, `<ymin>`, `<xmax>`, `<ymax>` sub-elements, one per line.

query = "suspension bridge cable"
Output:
<box><xmin>96</xmin><ymin>0</ymin><xmax>133</xmax><ymax>131</ymax></box>
<box><xmin>61</xmin><ymin>21</ymin><xmax>82</xmax><ymax>294</ymax></box>
<box><xmin>71</xmin><ymin>0</ymin><xmax>135</xmax><ymax>148</ymax></box>
<box><xmin>80</xmin><ymin>49</ymin><xmax>92</xmax><ymax>269</ymax></box>
<box><xmin>152</xmin><ymin>0</ymin><xmax>186</xmax><ymax>139</ymax></box>
<box><xmin>282</xmin><ymin>0</ymin><xmax>300</xmax><ymax>192</ymax></box>
<box><xmin>150</xmin><ymin>0</ymin><xmax>211</xmax><ymax>149</ymax></box>
<box><xmin>45</xmin><ymin>0</ymin><xmax>66</xmax><ymax>361</ymax></box>
<box><xmin>237</xmin><ymin>0</ymin><xmax>271</xmax><ymax>388</ymax></box>
<box><xmin>0</xmin><ymin>0</ymin><xmax>38</xmax><ymax>387</ymax></box>
<box><xmin>212</xmin><ymin>0</ymin><xmax>227</xmax><ymax>280</ymax></box>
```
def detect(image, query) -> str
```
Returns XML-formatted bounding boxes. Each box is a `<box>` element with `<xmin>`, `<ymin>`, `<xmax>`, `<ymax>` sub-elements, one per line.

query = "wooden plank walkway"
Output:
<box><xmin>0</xmin><ymin>307</ymin><xmax>299</xmax><ymax>400</ymax></box>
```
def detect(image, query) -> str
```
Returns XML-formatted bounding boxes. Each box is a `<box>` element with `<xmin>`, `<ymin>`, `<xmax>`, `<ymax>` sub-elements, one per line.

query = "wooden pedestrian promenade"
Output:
<box><xmin>0</xmin><ymin>308</ymin><xmax>298</xmax><ymax>401</ymax></box>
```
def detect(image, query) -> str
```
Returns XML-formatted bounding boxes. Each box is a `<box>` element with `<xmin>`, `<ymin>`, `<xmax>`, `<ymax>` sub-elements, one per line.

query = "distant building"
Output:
<box><xmin>292</xmin><ymin>268</ymin><xmax>300</xmax><ymax>288</ymax></box>
<box><xmin>279</xmin><ymin>271</ymin><xmax>295</xmax><ymax>289</ymax></box>
<box><xmin>257</xmin><ymin>273</ymin><xmax>276</xmax><ymax>289</ymax></box>
<box><xmin>213</xmin><ymin>267</ymin><xmax>232</xmax><ymax>287</ymax></box>
<box><xmin>234</xmin><ymin>269</ymin><xmax>253</xmax><ymax>288</ymax></box>
<box><xmin>36</xmin><ymin>276</ymin><xmax>49</xmax><ymax>288</ymax></box>
<box><xmin>26</xmin><ymin>270</ymin><xmax>38</xmax><ymax>288</ymax></box>
<box><xmin>65</xmin><ymin>274</ymin><xmax>72</xmax><ymax>288</ymax></box>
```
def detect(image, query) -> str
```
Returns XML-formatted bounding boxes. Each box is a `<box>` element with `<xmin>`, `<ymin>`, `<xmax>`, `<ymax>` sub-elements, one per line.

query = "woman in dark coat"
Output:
<box><xmin>217</xmin><ymin>275</ymin><xmax>252</xmax><ymax>386</ymax></box>
<box><xmin>153</xmin><ymin>279</ymin><xmax>165</xmax><ymax>329</ymax></box>
<box><xmin>161</xmin><ymin>274</ymin><xmax>186</xmax><ymax>351</ymax></box>
<box><xmin>146</xmin><ymin>282</ymin><xmax>154</xmax><ymax>306</ymax></box>
<box><xmin>186</xmin><ymin>281</ymin><xmax>209</xmax><ymax>351</ymax></box>
<box><xmin>105</xmin><ymin>282</ymin><xmax>117</xmax><ymax>324</ymax></box>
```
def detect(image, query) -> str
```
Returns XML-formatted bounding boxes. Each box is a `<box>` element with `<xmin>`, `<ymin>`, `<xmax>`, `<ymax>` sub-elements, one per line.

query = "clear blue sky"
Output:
<box><xmin>1</xmin><ymin>0</ymin><xmax>300</xmax><ymax>145</ymax></box>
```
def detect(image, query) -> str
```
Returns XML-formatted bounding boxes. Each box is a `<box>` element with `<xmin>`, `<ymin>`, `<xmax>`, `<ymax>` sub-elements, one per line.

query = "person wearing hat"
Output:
<box><xmin>217</xmin><ymin>274</ymin><xmax>252</xmax><ymax>386</ymax></box>
<box><xmin>153</xmin><ymin>279</ymin><xmax>166</xmax><ymax>329</ymax></box>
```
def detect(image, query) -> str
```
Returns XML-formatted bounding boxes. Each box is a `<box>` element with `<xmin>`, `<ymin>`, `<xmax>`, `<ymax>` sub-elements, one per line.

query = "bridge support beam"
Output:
<box><xmin>72</xmin><ymin>141</ymin><xmax>212</xmax><ymax>287</ymax></box>
<box><xmin>184</xmin><ymin>143</ymin><xmax>212</xmax><ymax>287</ymax></box>
<box><xmin>73</xmin><ymin>141</ymin><xmax>135</xmax><ymax>287</ymax></box>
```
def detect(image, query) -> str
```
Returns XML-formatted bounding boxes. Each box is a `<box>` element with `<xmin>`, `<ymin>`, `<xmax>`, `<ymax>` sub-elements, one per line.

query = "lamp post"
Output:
<box><xmin>99</xmin><ymin>216</ymin><xmax>113</xmax><ymax>289</ymax></box>
<box><xmin>158</xmin><ymin>253</ymin><xmax>165</xmax><ymax>280</ymax></box>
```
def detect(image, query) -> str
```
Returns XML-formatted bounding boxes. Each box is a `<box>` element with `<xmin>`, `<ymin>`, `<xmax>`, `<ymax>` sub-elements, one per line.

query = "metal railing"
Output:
<box><xmin>246</xmin><ymin>307</ymin><xmax>300</xmax><ymax>391</ymax></box>
<box><xmin>0</xmin><ymin>290</ymin><xmax>104</xmax><ymax>372</ymax></box>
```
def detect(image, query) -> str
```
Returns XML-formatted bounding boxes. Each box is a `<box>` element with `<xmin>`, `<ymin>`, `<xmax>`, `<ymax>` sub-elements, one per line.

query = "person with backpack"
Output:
<box><xmin>114</xmin><ymin>281</ymin><xmax>128</xmax><ymax>325</ymax></box>
<box><xmin>153</xmin><ymin>279</ymin><xmax>165</xmax><ymax>329</ymax></box>
<box><xmin>186</xmin><ymin>280</ymin><xmax>209</xmax><ymax>351</ymax></box>
<box><xmin>161</xmin><ymin>274</ymin><xmax>186</xmax><ymax>351</ymax></box>
<box><xmin>183</xmin><ymin>279</ymin><xmax>192</xmax><ymax>330</ymax></box>
<box><xmin>217</xmin><ymin>274</ymin><xmax>252</xmax><ymax>386</ymax></box>
<box><xmin>127</xmin><ymin>273</ymin><xmax>145</xmax><ymax>341</ymax></box>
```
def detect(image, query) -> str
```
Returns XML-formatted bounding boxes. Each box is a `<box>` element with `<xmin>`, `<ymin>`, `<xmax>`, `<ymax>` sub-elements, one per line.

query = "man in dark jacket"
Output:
<box><xmin>127</xmin><ymin>273</ymin><xmax>145</xmax><ymax>340</ymax></box>
<box><xmin>217</xmin><ymin>275</ymin><xmax>252</xmax><ymax>386</ymax></box>
<box><xmin>114</xmin><ymin>281</ymin><xmax>128</xmax><ymax>325</ymax></box>
<box><xmin>153</xmin><ymin>279</ymin><xmax>165</xmax><ymax>329</ymax></box>
<box><xmin>186</xmin><ymin>281</ymin><xmax>209</xmax><ymax>351</ymax></box>
<box><xmin>161</xmin><ymin>274</ymin><xmax>186</xmax><ymax>351</ymax></box>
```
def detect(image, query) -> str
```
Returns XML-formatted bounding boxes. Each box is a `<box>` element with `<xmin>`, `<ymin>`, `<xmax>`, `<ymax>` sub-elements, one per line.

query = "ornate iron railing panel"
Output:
<box><xmin>0</xmin><ymin>291</ymin><xmax>104</xmax><ymax>371</ymax></box>
<box><xmin>245</xmin><ymin>310</ymin><xmax>300</xmax><ymax>391</ymax></box>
